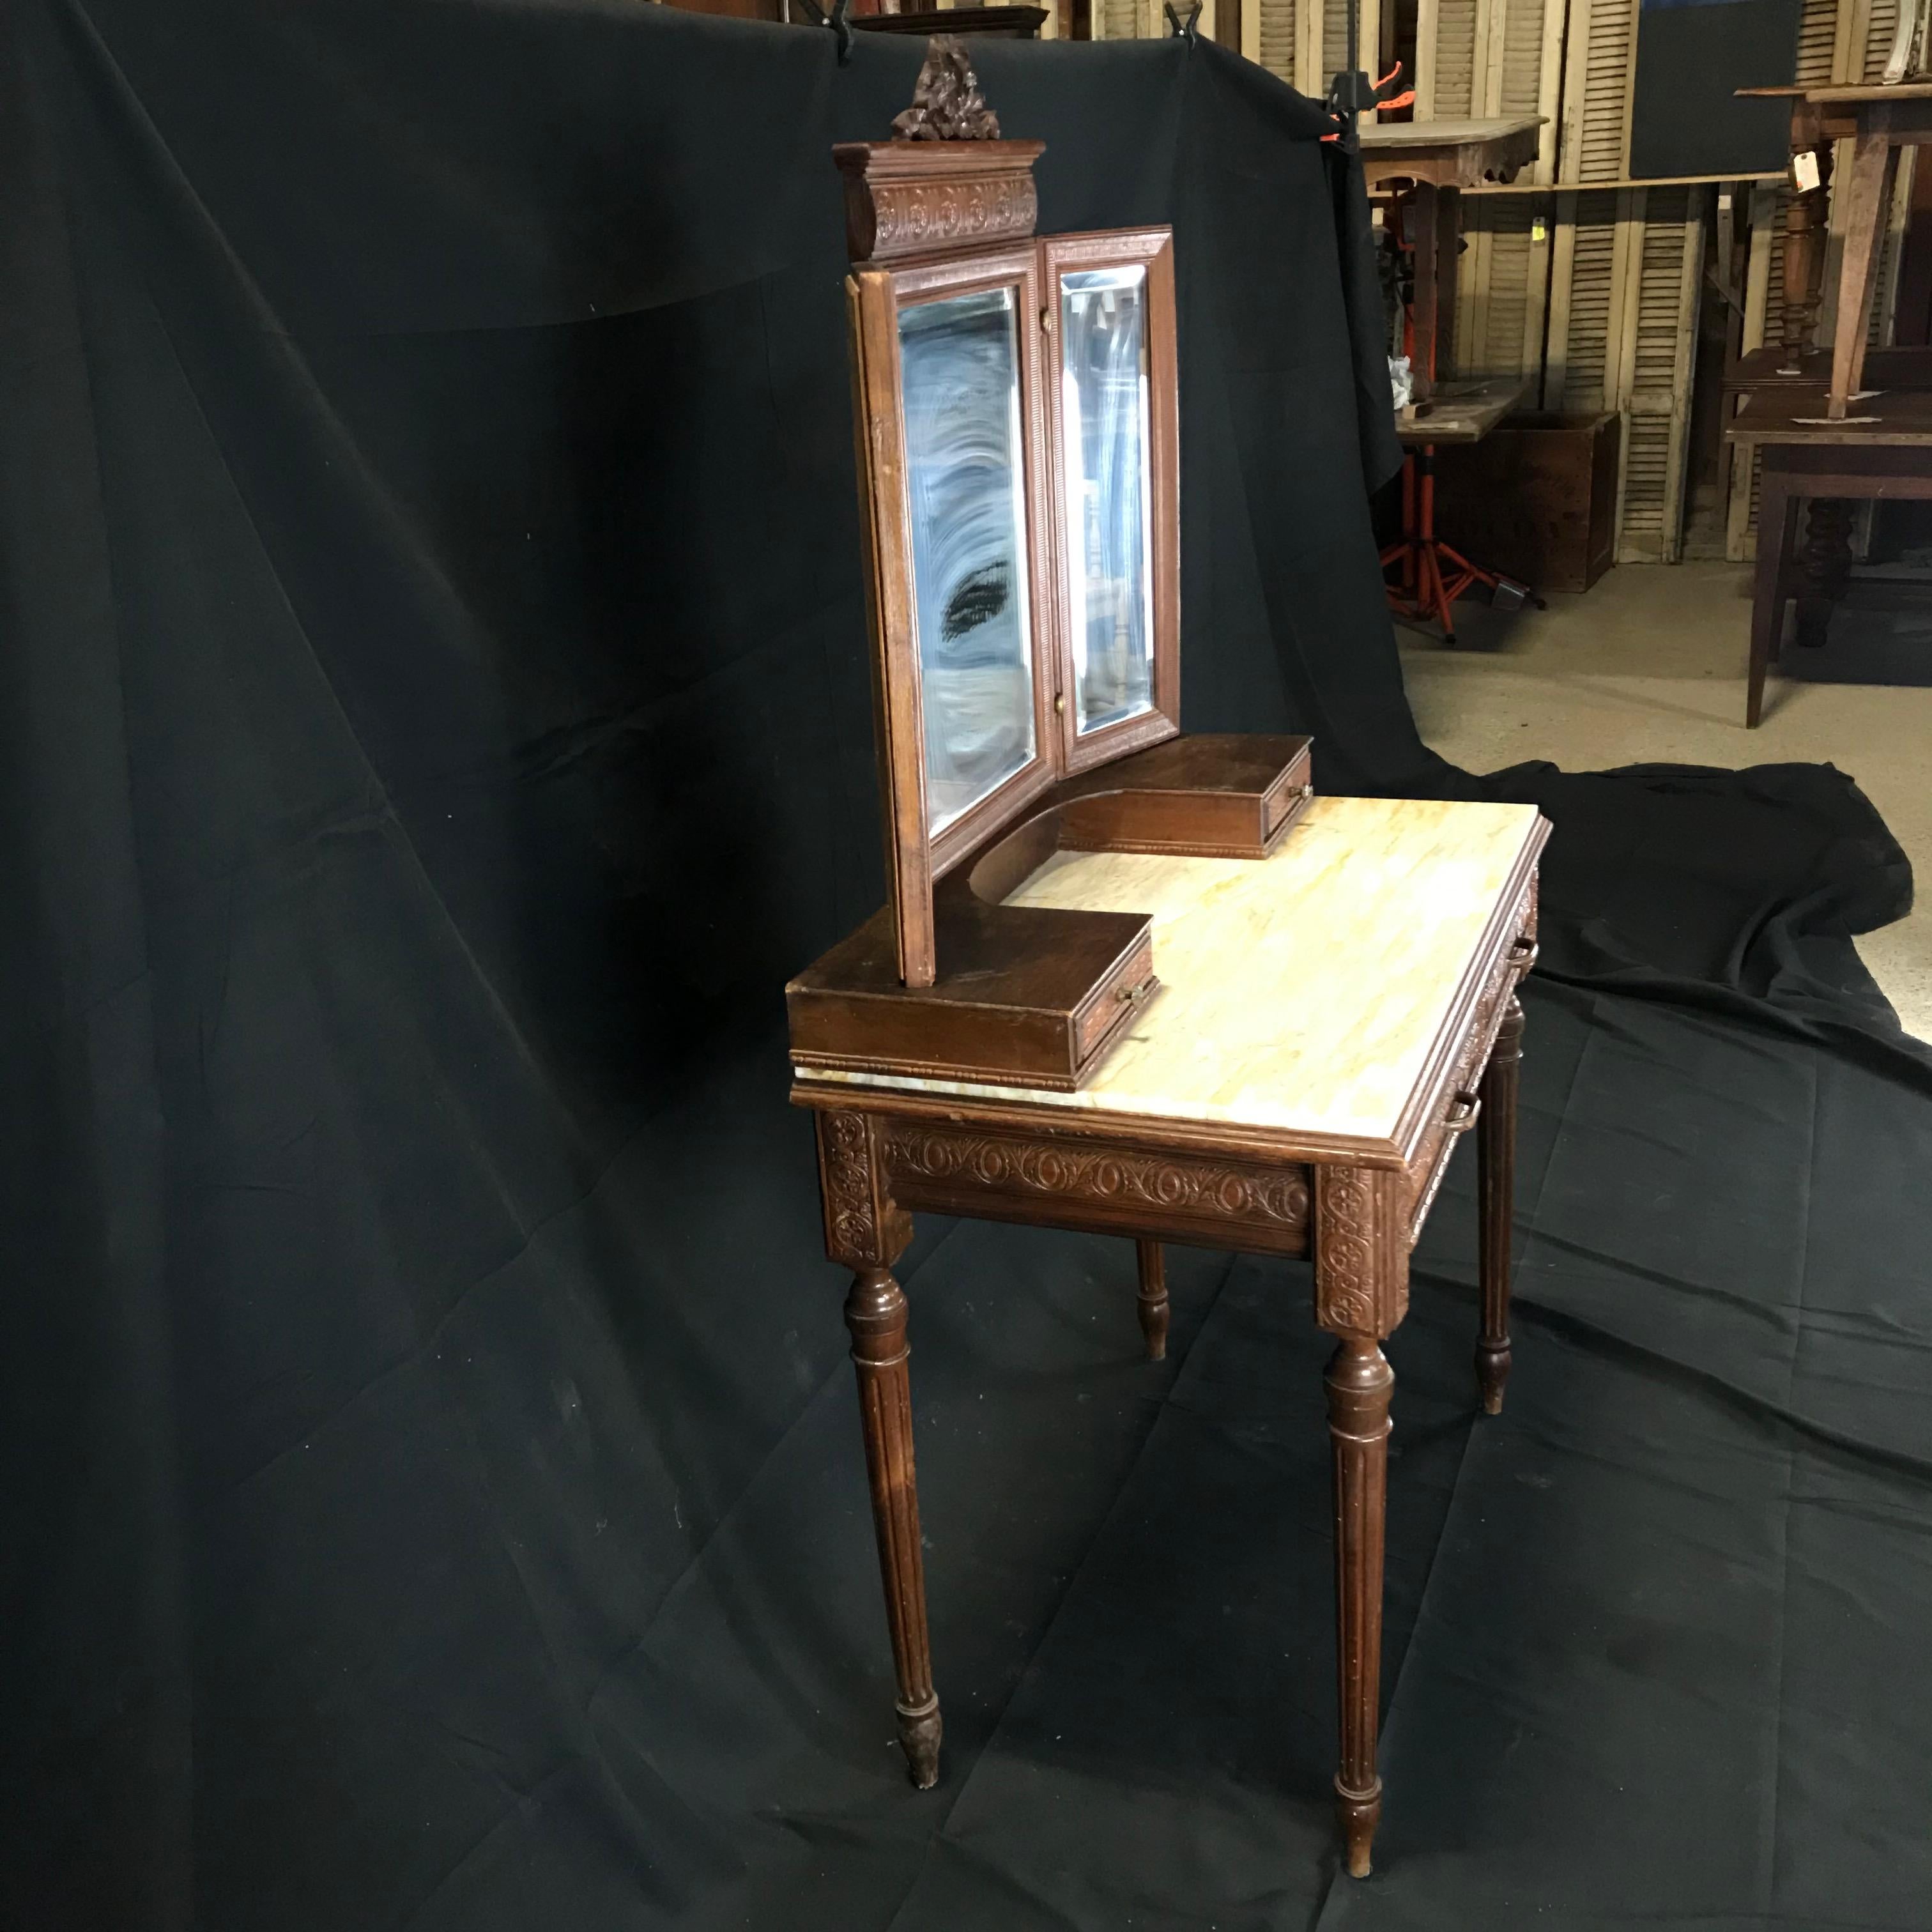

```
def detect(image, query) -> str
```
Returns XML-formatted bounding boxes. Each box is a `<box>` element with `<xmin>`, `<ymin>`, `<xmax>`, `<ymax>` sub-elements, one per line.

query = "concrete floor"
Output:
<box><xmin>1397</xmin><ymin>561</ymin><xmax>1932</xmax><ymax>1040</ymax></box>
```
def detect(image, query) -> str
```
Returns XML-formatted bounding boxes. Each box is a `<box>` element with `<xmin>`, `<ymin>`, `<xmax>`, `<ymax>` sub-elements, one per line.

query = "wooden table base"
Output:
<box><xmin>1736</xmin><ymin>435</ymin><xmax>1932</xmax><ymax>725</ymax></box>
<box><xmin>809</xmin><ymin>986</ymin><xmax>1528</xmax><ymax>1877</ymax></box>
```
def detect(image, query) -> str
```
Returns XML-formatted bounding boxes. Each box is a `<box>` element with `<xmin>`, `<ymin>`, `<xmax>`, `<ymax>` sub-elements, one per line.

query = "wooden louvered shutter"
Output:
<box><xmin>1254</xmin><ymin>0</ymin><xmax>1300</xmax><ymax>85</ymax></box>
<box><xmin>1492</xmin><ymin>0</ymin><xmax>1566</xmax><ymax>183</ymax></box>
<box><xmin>1094</xmin><ymin>0</ymin><xmax>1160</xmax><ymax>38</ymax></box>
<box><xmin>1558</xmin><ymin>0</ymin><xmax>1639</xmax><ymax>186</ymax></box>
<box><xmin>1252</xmin><ymin>0</ymin><xmax>1325</xmax><ymax>91</ymax></box>
<box><xmin>1546</xmin><ymin>188</ymin><xmax>1635</xmax><ymax>413</ymax></box>
<box><xmin>1455</xmin><ymin>197</ymin><xmax>1553</xmax><ymax>386</ymax></box>
<box><xmin>1619</xmin><ymin>187</ymin><xmax>1708</xmax><ymax>562</ymax></box>
<box><xmin>1418</xmin><ymin>0</ymin><xmax>1481</xmax><ymax>118</ymax></box>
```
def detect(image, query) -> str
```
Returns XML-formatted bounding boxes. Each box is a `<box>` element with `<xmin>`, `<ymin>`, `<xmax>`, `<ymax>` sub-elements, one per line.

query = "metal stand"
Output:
<box><xmin>1380</xmin><ymin>447</ymin><xmax>1526</xmax><ymax>646</ymax></box>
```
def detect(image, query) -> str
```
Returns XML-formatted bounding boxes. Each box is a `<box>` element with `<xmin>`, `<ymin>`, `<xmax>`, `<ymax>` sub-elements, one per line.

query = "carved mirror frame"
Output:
<box><xmin>838</xmin><ymin>139</ymin><xmax>1183</xmax><ymax>987</ymax></box>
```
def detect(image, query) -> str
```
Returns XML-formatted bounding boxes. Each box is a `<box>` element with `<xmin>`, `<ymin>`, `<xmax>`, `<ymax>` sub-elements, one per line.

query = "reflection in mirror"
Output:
<box><xmin>1059</xmin><ymin>266</ymin><xmax>1154</xmax><ymax>735</ymax></box>
<box><xmin>899</xmin><ymin>286</ymin><xmax>1038</xmax><ymax>834</ymax></box>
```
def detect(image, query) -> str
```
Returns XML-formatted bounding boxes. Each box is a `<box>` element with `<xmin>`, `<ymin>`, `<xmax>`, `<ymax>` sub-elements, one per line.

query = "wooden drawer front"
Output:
<box><xmin>1406</xmin><ymin>881</ymin><xmax>1538</xmax><ymax>1241</ymax></box>
<box><xmin>880</xmin><ymin>1118</ymin><xmax>1312</xmax><ymax>1257</ymax></box>
<box><xmin>1071</xmin><ymin>929</ymin><xmax>1158</xmax><ymax>1070</ymax></box>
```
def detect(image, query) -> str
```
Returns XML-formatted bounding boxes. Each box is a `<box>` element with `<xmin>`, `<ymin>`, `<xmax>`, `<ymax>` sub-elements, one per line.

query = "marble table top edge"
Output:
<box><xmin>790</xmin><ymin>796</ymin><xmax>1549</xmax><ymax>1156</ymax></box>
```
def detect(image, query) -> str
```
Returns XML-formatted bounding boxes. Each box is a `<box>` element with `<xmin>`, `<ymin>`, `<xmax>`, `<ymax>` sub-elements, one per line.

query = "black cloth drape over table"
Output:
<box><xmin>5</xmin><ymin>6</ymin><xmax>1930</xmax><ymax>1929</ymax></box>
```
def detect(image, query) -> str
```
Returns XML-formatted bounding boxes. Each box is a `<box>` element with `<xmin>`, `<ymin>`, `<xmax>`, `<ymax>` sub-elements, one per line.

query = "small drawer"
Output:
<box><xmin>1071</xmin><ymin>931</ymin><xmax>1158</xmax><ymax>1070</ymax></box>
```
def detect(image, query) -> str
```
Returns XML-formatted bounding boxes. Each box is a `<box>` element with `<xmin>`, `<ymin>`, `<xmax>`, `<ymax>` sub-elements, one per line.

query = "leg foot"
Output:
<box><xmin>896</xmin><ymin>1692</ymin><xmax>942</xmax><ymax>1788</ymax></box>
<box><xmin>1337</xmin><ymin>1775</ymin><xmax>1383</xmax><ymax>1878</ymax></box>
<box><xmin>1476</xmin><ymin>993</ymin><xmax>1524</xmax><ymax>1415</ymax></box>
<box><xmin>1135</xmin><ymin>1239</ymin><xmax>1169</xmax><ymax>1361</ymax></box>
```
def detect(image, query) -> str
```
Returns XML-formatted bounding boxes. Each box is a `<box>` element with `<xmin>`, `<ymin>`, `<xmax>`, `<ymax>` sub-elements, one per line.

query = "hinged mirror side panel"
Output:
<box><xmin>845</xmin><ymin>269</ymin><xmax>937</xmax><ymax>987</ymax></box>
<box><xmin>1040</xmin><ymin>229</ymin><xmax>1181</xmax><ymax>778</ymax></box>
<box><xmin>836</xmin><ymin>139</ymin><xmax>1059</xmax><ymax>988</ymax></box>
<box><xmin>893</xmin><ymin>248</ymin><xmax>1061</xmax><ymax>882</ymax></box>
<box><xmin>847</xmin><ymin>244</ymin><xmax>1061</xmax><ymax>988</ymax></box>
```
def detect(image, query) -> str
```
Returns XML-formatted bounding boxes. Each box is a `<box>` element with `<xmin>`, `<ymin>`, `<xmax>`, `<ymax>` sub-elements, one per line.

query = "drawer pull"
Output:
<box><xmin>1509</xmin><ymin>935</ymin><xmax>1539</xmax><ymax>972</ymax></box>
<box><xmin>1444</xmin><ymin>1091</ymin><xmax>1482</xmax><ymax>1134</ymax></box>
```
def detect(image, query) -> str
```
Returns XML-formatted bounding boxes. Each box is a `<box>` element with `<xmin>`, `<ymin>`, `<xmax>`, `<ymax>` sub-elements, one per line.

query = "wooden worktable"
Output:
<box><xmin>1358</xmin><ymin>116</ymin><xmax>1544</xmax><ymax>191</ymax></box>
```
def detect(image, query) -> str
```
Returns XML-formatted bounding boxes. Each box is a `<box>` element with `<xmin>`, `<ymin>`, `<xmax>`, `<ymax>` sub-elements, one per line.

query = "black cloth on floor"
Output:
<box><xmin>3</xmin><ymin>6</ymin><xmax>1926</xmax><ymax>1930</ymax></box>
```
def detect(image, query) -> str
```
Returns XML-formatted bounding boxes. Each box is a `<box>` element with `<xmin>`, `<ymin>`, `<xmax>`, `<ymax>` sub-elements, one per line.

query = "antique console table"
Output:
<box><xmin>791</xmin><ymin>793</ymin><xmax>1549</xmax><ymax>1878</ymax></box>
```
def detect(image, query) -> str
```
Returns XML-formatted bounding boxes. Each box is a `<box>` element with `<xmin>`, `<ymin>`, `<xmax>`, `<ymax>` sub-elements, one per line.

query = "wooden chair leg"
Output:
<box><xmin>1326</xmin><ymin>1335</ymin><xmax>1394</xmax><ymax>1879</ymax></box>
<box><xmin>1828</xmin><ymin>128</ymin><xmax>1897</xmax><ymax>418</ymax></box>
<box><xmin>845</xmin><ymin>1266</ymin><xmax>942</xmax><ymax>1787</ymax></box>
<box><xmin>1476</xmin><ymin>993</ymin><xmax>1525</xmax><ymax>1414</ymax></box>
<box><xmin>1135</xmin><ymin>1238</ymin><xmax>1169</xmax><ymax>1360</ymax></box>
<box><xmin>1748</xmin><ymin>479</ymin><xmax>1797</xmax><ymax>728</ymax></box>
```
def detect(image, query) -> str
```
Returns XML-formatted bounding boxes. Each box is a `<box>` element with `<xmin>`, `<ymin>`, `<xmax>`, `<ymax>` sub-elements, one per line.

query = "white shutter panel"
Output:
<box><xmin>1457</xmin><ymin>195</ymin><xmax>1553</xmax><ymax>385</ymax></box>
<box><xmin>1619</xmin><ymin>186</ymin><xmax>1708</xmax><ymax>562</ymax></box>
<box><xmin>1419</xmin><ymin>0</ymin><xmax>1482</xmax><ymax>118</ymax></box>
<box><xmin>1558</xmin><ymin>0</ymin><xmax>1639</xmax><ymax>185</ymax></box>
<box><xmin>1257</xmin><ymin>0</ymin><xmax>1299</xmax><ymax>82</ymax></box>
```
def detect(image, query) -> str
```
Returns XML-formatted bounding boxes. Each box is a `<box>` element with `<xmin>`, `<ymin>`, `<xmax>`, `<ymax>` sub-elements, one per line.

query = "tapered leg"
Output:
<box><xmin>1476</xmin><ymin>993</ymin><xmax>1525</xmax><ymax>1414</ymax></box>
<box><xmin>845</xmin><ymin>1266</ymin><xmax>941</xmax><ymax>1787</ymax></box>
<box><xmin>1313</xmin><ymin>1167</ymin><xmax>1407</xmax><ymax>1879</ymax></box>
<box><xmin>1327</xmin><ymin>1336</ymin><xmax>1394</xmax><ymax>1879</ymax></box>
<box><xmin>1135</xmin><ymin>1239</ymin><xmax>1169</xmax><ymax>1361</ymax></box>
<box><xmin>1828</xmin><ymin>128</ymin><xmax>1897</xmax><ymax>419</ymax></box>
<box><xmin>1747</xmin><ymin>480</ymin><xmax>1798</xmax><ymax>728</ymax></box>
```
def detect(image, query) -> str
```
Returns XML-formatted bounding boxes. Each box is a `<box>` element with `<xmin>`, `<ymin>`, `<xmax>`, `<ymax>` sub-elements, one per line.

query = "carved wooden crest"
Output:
<box><xmin>892</xmin><ymin>35</ymin><xmax>1001</xmax><ymax>142</ymax></box>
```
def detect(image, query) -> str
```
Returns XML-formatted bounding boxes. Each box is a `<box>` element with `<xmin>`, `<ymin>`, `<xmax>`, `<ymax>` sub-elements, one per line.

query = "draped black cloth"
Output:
<box><xmin>6</xmin><ymin>6</ymin><xmax>1929</xmax><ymax>1928</ymax></box>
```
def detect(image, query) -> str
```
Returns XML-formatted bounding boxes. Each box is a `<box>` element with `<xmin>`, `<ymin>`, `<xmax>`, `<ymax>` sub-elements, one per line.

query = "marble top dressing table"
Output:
<box><xmin>785</xmin><ymin>41</ymin><xmax>1551</xmax><ymax>1882</ymax></box>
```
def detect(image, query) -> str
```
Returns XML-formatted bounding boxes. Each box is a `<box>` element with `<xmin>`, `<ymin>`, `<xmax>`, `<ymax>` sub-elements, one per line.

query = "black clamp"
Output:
<box><xmin>1164</xmin><ymin>1</ymin><xmax>1202</xmax><ymax>38</ymax></box>
<box><xmin>793</xmin><ymin>0</ymin><xmax>855</xmax><ymax>63</ymax></box>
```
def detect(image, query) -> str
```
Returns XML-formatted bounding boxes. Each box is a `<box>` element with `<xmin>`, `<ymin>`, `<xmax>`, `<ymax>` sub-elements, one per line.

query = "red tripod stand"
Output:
<box><xmin>1381</xmin><ymin>443</ymin><xmax>1525</xmax><ymax>645</ymax></box>
<box><xmin>1376</xmin><ymin>180</ymin><xmax>1531</xmax><ymax>645</ymax></box>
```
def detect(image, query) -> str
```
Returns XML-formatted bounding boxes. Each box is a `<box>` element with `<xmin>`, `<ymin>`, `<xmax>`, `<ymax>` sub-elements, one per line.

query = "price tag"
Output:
<box><xmin>1793</xmin><ymin>150</ymin><xmax>1821</xmax><ymax>193</ymax></box>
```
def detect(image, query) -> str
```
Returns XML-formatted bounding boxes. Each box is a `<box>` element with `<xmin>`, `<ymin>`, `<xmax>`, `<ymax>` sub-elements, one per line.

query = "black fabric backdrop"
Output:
<box><xmin>6</xmin><ymin>5</ymin><xmax>1931</xmax><ymax>1929</ymax></box>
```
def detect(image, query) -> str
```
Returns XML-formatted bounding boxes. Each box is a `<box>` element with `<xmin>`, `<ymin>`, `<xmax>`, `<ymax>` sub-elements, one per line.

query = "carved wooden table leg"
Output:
<box><xmin>1779</xmin><ymin>119</ymin><xmax>1830</xmax><ymax>372</ymax></box>
<box><xmin>1314</xmin><ymin>1167</ymin><xmax>1405</xmax><ymax>1879</ymax></box>
<box><xmin>846</xmin><ymin>1266</ymin><xmax>941</xmax><ymax>1786</ymax></box>
<box><xmin>1476</xmin><ymin>992</ymin><xmax>1524</xmax><ymax>1414</ymax></box>
<box><xmin>1135</xmin><ymin>1238</ymin><xmax>1169</xmax><ymax>1360</ymax></box>
<box><xmin>1795</xmin><ymin>497</ymin><xmax>1853</xmax><ymax>650</ymax></box>
<box><xmin>815</xmin><ymin>1111</ymin><xmax>940</xmax><ymax>1786</ymax></box>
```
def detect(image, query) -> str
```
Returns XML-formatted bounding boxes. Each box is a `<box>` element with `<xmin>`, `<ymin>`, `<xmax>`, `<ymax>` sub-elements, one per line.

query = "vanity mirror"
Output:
<box><xmin>789</xmin><ymin>42</ymin><xmax>1312</xmax><ymax>1089</ymax></box>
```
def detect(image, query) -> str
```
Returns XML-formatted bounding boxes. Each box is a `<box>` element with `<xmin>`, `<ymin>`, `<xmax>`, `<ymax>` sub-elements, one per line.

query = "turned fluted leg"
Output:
<box><xmin>1476</xmin><ymin>992</ymin><xmax>1524</xmax><ymax>1415</ymax></box>
<box><xmin>1779</xmin><ymin>131</ymin><xmax>1830</xmax><ymax>371</ymax></box>
<box><xmin>1135</xmin><ymin>1239</ymin><xmax>1169</xmax><ymax>1361</ymax></box>
<box><xmin>1314</xmin><ymin>1166</ymin><xmax>1406</xmax><ymax>1879</ymax></box>
<box><xmin>1326</xmin><ymin>1336</ymin><xmax>1394</xmax><ymax>1879</ymax></box>
<box><xmin>845</xmin><ymin>1267</ymin><xmax>941</xmax><ymax>1786</ymax></box>
<box><xmin>813</xmin><ymin>1109</ymin><xmax>938</xmax><ymax>1788</ymax></box>
<box><xmin>1795</xmin><ymin>497</ymin><xmax>1854</xmax><ymax>651</ymax></box>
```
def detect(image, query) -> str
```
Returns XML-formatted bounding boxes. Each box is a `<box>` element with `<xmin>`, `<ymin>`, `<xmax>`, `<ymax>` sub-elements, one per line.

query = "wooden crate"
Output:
<box><xmin>1434</xmin><ymin>410</ymin><xmax>1622</xmax><ymax>591</ymax></box>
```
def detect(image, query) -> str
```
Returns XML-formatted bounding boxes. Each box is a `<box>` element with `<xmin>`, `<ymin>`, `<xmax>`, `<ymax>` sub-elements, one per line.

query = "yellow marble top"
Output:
<box><xmin>798</xmin><ymin>795</ymin><xmax>1545</xmax><ymax>1149</ymax></box>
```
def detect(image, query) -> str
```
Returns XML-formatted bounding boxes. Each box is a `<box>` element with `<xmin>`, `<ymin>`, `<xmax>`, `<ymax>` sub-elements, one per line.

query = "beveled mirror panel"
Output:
<box><xmin>899</xmin><ymin>286</ymin><xmax>1038</xmax><ymax>834</ymax></box>
<box><xmin>1043</xmin><ymin>229</ymin><xmax>1180</xmax><ymax>778</ymax></box>
<box><xmin>1059</xmin><ymin>265</ymin><xmax>1154</xmax><ymax>737</ymax></box>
